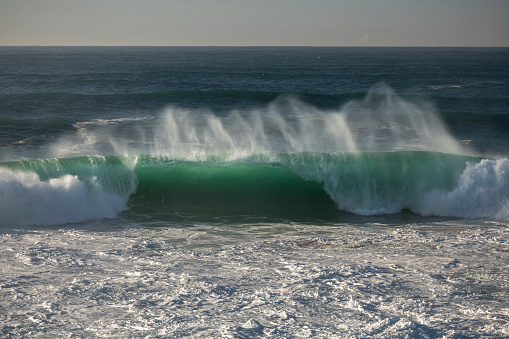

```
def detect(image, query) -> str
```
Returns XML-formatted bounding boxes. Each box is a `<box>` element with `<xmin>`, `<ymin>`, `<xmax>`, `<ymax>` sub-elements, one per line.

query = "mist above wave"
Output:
<box><xmin>150</xmin><ymin>83</ymin><xmax>467</xmax><ymax>158</ymax></box>
<box><xmin>45</xmin><ymin>84</ymin><xmax>468</xmax><ymax>160</ymax></box>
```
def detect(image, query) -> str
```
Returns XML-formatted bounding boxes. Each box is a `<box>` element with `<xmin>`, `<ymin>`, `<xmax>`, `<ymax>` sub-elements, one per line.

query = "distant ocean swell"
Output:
<box><xmin>0</xmin><ymin>89</ymin><xmax>362</xmax><ymax>105</ymax></box>
<box><xmin>2</xmin><ymin>88</ymin><xmax>507</xmax><ymax>116</ymax></box>
<box><xmin>1</xmin><ymin>152</ymin><xmax>508</xmax><ymax>226</ymax></box>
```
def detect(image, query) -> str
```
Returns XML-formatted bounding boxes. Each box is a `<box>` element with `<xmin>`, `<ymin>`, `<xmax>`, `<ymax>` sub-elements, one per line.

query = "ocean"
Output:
<box><xmin>0</xmin><ymin>46</ymin><xmax>508</xmax><ymax>337</ymax></box>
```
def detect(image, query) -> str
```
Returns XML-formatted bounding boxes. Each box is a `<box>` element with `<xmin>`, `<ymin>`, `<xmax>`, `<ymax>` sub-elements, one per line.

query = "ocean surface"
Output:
<box><xmin>0</xmin><ymin>47</ymin><xmax>508</xmax><ymax>337</ymax></box>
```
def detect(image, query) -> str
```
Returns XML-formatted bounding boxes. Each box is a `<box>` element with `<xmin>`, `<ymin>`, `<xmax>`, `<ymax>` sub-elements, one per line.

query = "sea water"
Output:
<box><xmin>0</xmin><ymin>47</ymin><xmax>508</xmax><ymax>337</ymax></box>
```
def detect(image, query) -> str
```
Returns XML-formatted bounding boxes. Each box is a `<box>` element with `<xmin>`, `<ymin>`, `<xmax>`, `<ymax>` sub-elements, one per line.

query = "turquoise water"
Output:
<box><xmin>0</xmin><ymin>151</ymin><xmax>489</xmax><ymax>226</ymax></box>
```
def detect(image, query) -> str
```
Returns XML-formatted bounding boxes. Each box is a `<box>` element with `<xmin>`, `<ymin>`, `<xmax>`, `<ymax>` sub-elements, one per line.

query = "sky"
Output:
<box><xmin>0</xmin><ymin>0</ymin><xmax>508</xmax><ymax>47</ymax></box>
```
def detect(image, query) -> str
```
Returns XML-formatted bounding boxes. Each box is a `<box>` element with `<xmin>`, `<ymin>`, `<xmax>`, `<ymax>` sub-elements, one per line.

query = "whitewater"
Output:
<box><xmin>1</xmin><ymin>47</ymin><xmax>508</xmax><ymax>337</ymax></box>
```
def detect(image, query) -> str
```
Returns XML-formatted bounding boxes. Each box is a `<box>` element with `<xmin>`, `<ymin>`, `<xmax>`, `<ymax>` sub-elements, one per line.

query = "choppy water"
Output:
<box><xmin>1</xmin><ymin>47</ymin><xmax>508</xmax><ymax>337</ymax></box>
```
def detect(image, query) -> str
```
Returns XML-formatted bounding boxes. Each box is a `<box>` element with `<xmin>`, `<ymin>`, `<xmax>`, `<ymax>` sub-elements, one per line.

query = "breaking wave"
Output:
<box><xmin>1</xmin><ymin>152</ymin><xmax>508</xmax><ymax>226</ymax></box>
<box><xmin>1</xmin><ymin>84</ymin><xmax>507</xmax><ymax>226</ymax></box>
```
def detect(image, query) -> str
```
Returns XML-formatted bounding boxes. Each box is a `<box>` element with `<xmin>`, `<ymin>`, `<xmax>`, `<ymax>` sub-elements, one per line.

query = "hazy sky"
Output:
<box><xmin>1</xmin><ymin>0</ymin><xmax>508</xmax><ymax>46</ymax></box>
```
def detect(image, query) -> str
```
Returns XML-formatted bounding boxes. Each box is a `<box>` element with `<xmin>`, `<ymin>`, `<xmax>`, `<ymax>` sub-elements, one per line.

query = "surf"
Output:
<box><xmin>3</xmin><ymin>151</ymin><xmax>509</xmax><ymax>226</ymax></box>
<box><xmin>1</xmin><ymin>84</ymin><xmax>508</xmax><ymax>226</ymax></box>
<box><xmin>0</xmin><ymin>155</ymin><xmax>137</xmax><ymax>226</ymax></box>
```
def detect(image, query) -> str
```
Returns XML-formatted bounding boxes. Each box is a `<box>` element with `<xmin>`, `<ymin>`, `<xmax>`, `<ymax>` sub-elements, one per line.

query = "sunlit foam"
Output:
<box><xmin>0</xmin><ymin>168</ymin><xmax>128</xmax><ymax>226</ymax></box>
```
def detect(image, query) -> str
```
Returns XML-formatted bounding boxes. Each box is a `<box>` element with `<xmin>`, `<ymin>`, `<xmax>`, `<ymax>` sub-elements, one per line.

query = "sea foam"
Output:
<box><xmin>0</xmin><ymin>158</ymin><xmax>135</xmax><ymax>226</ymax></box>
<box><xmin>417</xmin><ymin>158</ymin><xmax>509</xmax><ymax>220</ymax></box>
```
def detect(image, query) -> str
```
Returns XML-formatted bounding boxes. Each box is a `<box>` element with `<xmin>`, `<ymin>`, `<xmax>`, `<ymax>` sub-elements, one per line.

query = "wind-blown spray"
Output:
<box><xmin>149</xmin><ymin>84</ymin><xmax>467</xmax><ymax>159</ymax></box>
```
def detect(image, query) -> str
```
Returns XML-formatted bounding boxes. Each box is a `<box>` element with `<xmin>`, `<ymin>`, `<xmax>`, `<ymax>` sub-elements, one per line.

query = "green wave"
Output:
<box><xmin>131</xmin><ymin>159</ymin><xmax>338</xmax><ymax>220</ymax></box>
<box><xmin>0</xmin><ymin>151</ymin><xmax>485</xmax><ymax>224</ymax></box>
<box><xmin>280</xmin><ymin>151</ymin><xmax>477</xmax><ymax>215</ymax></box>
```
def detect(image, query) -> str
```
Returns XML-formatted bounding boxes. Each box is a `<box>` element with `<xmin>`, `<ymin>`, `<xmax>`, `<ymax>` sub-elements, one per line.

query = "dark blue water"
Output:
<box><xmin>1</xmin><ymin>47</ymin><xmax>508</xmax><ymax>151</ymax></box>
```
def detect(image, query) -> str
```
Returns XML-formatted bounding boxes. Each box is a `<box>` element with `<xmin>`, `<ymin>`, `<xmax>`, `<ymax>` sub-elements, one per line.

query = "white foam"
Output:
<box><xmin>0</xmin><ymin>168</ymin><xmax>128</xmax><ymax>226</ymax></box>
<box><xmin>416</xmin><ymin>158</ymin><xmax>509</xmax><ymax>220</ymax></box>
<box><xmin>2</xmin><ymin>223</ymin><xmax>508</xmax><ymax>337</ymax></box>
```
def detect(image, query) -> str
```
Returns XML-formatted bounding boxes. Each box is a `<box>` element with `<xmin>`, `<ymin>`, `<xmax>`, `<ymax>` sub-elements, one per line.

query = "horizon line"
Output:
<box><xmin>1</xmin><ymin>45</ymin><xmax>509</xmax><ymax>48</ymax></box>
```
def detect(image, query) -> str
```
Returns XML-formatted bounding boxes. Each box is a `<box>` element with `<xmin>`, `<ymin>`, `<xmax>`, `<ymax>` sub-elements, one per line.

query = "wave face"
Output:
<box><xmin>3</xmin><ymin>151</ymin><xmax>509</xmax><ymax>226</ymax></box>
<box><xmin>281</xmin><ymin>152</ymin><xmax>476</xmax><ymax>216</ymax></box>
<box><xmin>131</xmin><ymin>156</ymin><xmax>339</xmax><ymax>222</ymax></box>
<box><xmin>131</xmin><ymin>152</ymin><xmax>485</xmax><ymax>219</ymax></box>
